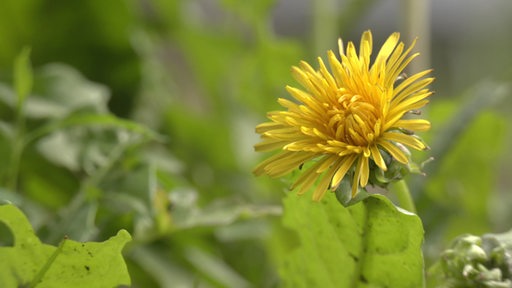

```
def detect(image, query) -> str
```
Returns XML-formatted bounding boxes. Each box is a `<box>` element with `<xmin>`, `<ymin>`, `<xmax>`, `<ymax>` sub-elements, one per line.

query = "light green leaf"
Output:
<box><xmin>14</xmin><ymin>47</ymin><xmax>33</xmax><ymax>110</ymax></box>
<box><xmin>277</xmin><ymin>193</ymin><xmax>424</xmax><ymax>287</ymax></box>
<box><xmin>0</xmin><ymin>204</ymin><xmax>131</xmax><ymax>287</ymax></box>
<box><xmin>25</xmin><ymin>113</ymin><xmax>165</xmax><ymax>146</ymax></box>
<box><xmin>27</xmin><ymin>63</ymin><xmax>110</xmax><ymax>119</ymax></box>
<box><xmin>421</xmin><ymin>100</ymin><xmax>506</xmax><ymax>241</ymax></box>
<box><xmin>169</xmin><ymin>190</ymin><xmax>282</xmax><ymax>229</ymax></box>
<box><xmin>184</xmin><ymin>247</ymin><xmax>251</xmax><ymax>288</ymax></box>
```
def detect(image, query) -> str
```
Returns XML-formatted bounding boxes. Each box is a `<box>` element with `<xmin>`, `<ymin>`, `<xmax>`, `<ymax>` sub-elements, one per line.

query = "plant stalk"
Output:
<box><xmin>391</xmin><ymin>179</ymin><xmax>416</xmax><ymax>213</ymax></box>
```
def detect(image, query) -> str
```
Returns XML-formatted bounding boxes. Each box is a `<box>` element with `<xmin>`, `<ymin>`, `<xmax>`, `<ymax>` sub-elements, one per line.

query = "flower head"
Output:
<box><xmin>254</xmin><ymin>30</ymin><xmax>434</xmax><ymax>201</ymax></box>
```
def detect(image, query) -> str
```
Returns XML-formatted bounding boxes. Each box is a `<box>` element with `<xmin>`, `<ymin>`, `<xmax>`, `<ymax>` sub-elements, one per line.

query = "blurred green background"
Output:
<box><xmin>0</xmin><ymin>0</ymin><xmax>511</xmax><ymax>287</ymax></box>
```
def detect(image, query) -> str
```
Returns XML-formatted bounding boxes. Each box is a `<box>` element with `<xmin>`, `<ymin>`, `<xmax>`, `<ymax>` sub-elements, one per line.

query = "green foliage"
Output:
<box><xmin>0</xmin><ymin>0</ymin><xmax>140</xmax><ymax>116</ymax></box>
<box><xmin>427</xmin><ymin>109</ymin><xmax>505</xmax><ymax>237</ymax></box>
<box><xmin>415</xmin><ymin>85</ymin><xmax>508</xmax><ymax>264</ymax></box>
<box><xmin>0</xmin><ymin>204</ymin><xmax>131</xmax><ymax>287</ymax></box>
<box><xmin>0</xmin><ymin>1</ymin><xmax>511</xmax><ymax>287</ymax></box>
<box><xmin>0</xmin><ymin>43</ymin><xmax>283</xmax><ymax>286</ymax></box>
<box><xmin>275</xmin><ymin>193</ymin><xmax>424</xmax><ymax>287</ymax></box>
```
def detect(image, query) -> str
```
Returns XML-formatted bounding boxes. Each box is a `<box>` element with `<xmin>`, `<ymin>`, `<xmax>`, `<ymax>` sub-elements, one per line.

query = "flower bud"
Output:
<box><xmin>433</xmin><ymin>230</ymin><xmax>512</xmax><ymax>287</ymax></box>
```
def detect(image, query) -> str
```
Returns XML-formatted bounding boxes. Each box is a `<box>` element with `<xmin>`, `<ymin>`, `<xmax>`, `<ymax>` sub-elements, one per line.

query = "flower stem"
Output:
<box><xmin>311</xmin><ymin>0</ymin><xmax>338</xmax><ymax>56</ymax></box>
<box><xmin>401</xmin><ymin>0</ymin><xmax>431</xmax><ymax>73</ymax></box>
<box><xmin>391</xmin><ymin>179</ymin><xmax>417</xmax><ymax>213</ymax></box>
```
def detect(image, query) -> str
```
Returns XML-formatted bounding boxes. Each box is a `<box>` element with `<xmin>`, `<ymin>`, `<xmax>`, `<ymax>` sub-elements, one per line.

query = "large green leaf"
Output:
<box><xmin>0</xmin><ymin>204</ymin><xmax>131</xmax><ymax>287</ymax></box>
<box><xmin>419</xmin><ymin>98</ymin><xmax>506</xmax><ymax>244</ymax></box>
<box><xmin>277</xmin><ymin>193</ymin><xmax>424</xmax><ymax>287</ymax></box>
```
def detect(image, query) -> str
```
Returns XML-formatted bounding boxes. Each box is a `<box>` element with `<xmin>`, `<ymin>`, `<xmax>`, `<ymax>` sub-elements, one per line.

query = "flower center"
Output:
<box><xmin>327</xmin><ymin>92</ymin><xmax>380</xmax><ymax>147</ymax></box>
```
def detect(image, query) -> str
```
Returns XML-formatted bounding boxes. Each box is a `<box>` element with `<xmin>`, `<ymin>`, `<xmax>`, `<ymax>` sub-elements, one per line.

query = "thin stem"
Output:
<box><xmin>391</xmin><ymin>179</ymin><xmax>416</xmax><ymax>213</ymax></box>
<box><xmin>45</xmin><ymin>137</ymin><xmax>146</xmax><ymax>243</ymax></box>
<box><xmin>401</xmin><ymin>0</ymin><xmax>431</xmax><ymax>73</ymax></box>
<box><xmin>311</xmin><ymin>0</ymin><xmax>338</xmax><ymax>56</ymax></box>
<box><xmin>6</xmin><ymin>108</ymin><xmax>25</xmax><ymax>191</ymax></box>
<box><xmin>7</xmin><ymin>48</ymin><xmax>32</xmax><ymax>192</ymax></box>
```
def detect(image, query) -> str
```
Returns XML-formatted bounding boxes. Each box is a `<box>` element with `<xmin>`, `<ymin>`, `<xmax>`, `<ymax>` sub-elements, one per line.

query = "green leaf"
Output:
<box><xmin>25</xmin><ymin>113</ymin><xmax>164</xmax><ymax>146</ymax></box>
<box><xmin>277</xmin><ymin>193</ymin><xmax>424</xmax><ymax>287</ymax></box>
<box><xmin>26</xmin><ymin>63</ymin><xmax>109</xmax><ymax>119</ymax></box>
<box><xmin>421</xmin><ymin>104</ymin><xmax>506</xmax><ymax>241</ymax></box>
<box><xmin>14</xmin><ymin>47</ymin><xmax>33</xmax><ymax>110</ymax></box>
<box><xmin>0</xmin><ymin>204</ymin><xmax>132</xmax><ymax>287</ymax></box>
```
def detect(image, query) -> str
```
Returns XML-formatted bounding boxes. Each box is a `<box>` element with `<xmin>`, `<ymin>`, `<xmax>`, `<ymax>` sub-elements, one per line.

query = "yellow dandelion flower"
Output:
<box><xmin>253</xmin><ymin>30</ymin><xmax>434</xmax><ymax>201</ymax></box>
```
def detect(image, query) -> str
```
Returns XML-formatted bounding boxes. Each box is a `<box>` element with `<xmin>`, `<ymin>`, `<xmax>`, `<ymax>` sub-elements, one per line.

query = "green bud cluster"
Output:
<box><xmin>370</xmin><ymin>145</ymin><xmax>412</xmax><ymax>187</ymax></box>
<box><xmin>336</xmin><ymin>146</ymin><xmax>429</xmax><ymax>207</ymax></box>
<box><xmin>435</xmin><ymin>230</ymin><xmax>512</xmax><ymax>288</ymax></box>
<box><xmin>370</xmin><ymin>144</ymin><xmax>431</xmax><ymax>189</ymax></box>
